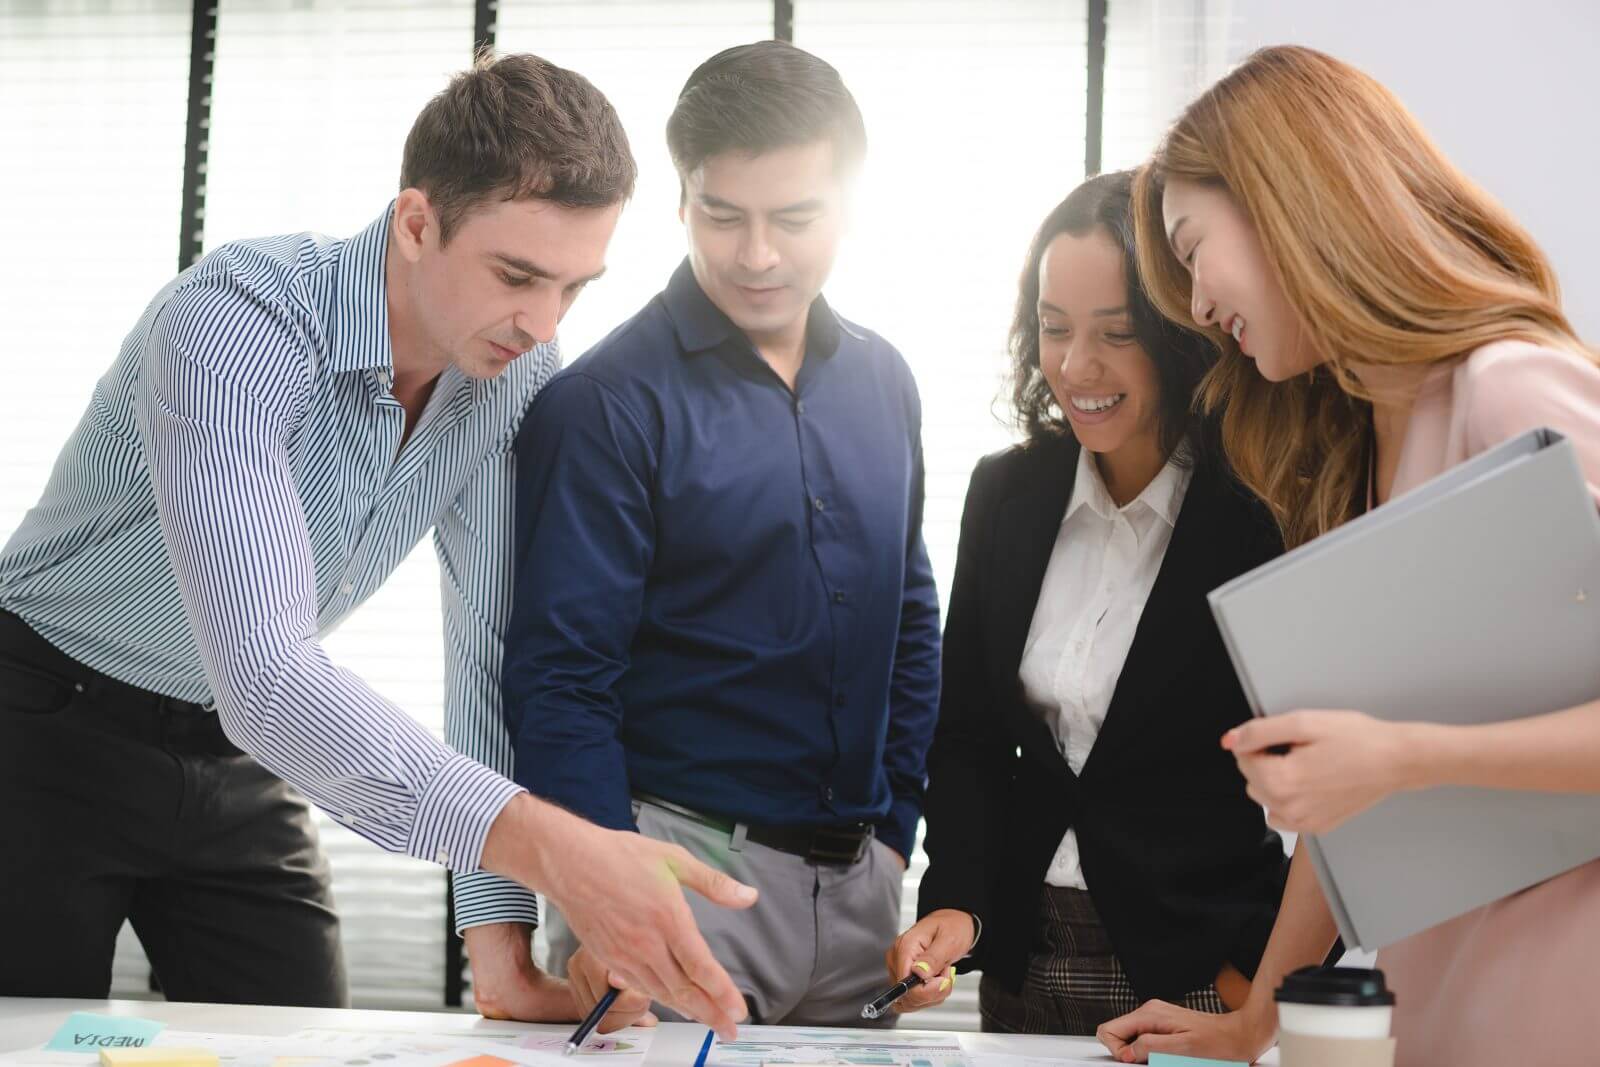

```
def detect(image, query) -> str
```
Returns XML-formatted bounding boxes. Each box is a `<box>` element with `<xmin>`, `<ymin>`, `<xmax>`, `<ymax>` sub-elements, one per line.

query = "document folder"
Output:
<box><xmin>1208</xmin><ymin>428</ymin><xmax>1600</xmax><ymax>949</ymax></box>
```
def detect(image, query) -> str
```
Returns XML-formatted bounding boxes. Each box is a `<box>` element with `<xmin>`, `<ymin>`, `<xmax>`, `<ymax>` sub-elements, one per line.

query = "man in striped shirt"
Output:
<box><xmin>0</xmin><ymin>53</ymin><xmax>751</xmax><ymax>1039</ymax></box>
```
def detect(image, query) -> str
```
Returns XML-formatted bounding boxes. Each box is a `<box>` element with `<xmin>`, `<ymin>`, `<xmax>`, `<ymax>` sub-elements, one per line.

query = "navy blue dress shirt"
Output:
<box><xmin>505</xmin><ymin>260</ymin><xmax>941</xmax><ymax>860</ymax></box>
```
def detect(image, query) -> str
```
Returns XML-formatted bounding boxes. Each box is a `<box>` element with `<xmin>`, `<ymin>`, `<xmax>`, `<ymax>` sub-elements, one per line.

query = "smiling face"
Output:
<box><xmin>680</xmin><ymin>140</ymin><xmax>845</xmax><ymax>356</ymax></box>
<box><xmin>391</xmin><ymin>188</ymin><xmax>622</xmax><ymax>381</ymax></box>
<box><xmin>1037</xmin><ymin>229</ymin><xmax>1164</xmax><ymax>464</ymax></box>
<box><xmin>1161</xmin><ymin>177</ymin><xmax>1320</xmax><ymax>381</ymax></box>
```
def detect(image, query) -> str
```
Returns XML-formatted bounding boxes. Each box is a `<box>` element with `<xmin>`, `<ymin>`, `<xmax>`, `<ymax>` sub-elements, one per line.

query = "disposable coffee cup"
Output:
<box><xmin>1277</xmin><ymin>965</ymin><xmax>1394</xmax><ymax>1038</ymax></box>
<box><xmin>1276</xmin><ymin>966</ymin><xmax>1396</xmax><ymax>1067</ymax></box>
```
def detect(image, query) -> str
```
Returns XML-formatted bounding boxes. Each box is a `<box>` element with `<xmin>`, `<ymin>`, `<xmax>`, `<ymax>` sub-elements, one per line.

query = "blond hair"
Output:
<box><xmin>1132</xmin><ymin>45</ymin><xmax>1591</xmax><ymax>548</ymax></box>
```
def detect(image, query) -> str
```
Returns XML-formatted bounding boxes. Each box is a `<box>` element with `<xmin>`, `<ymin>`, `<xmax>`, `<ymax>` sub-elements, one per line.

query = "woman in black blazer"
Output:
<box><xmin>882</xmin><ymin>172</ymin><xmax>1288</xmax><ymax>1035</ymax></box>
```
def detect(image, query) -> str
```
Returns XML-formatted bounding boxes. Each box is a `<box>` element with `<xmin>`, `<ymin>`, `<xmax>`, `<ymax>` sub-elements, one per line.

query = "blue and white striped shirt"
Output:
<box><xmin>0</xmin><ymin>207</ymin><xmax>549</xmax><ymax>931</ymax></box>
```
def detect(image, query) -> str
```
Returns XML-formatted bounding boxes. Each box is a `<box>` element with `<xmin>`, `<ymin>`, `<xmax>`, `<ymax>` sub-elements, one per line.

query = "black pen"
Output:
<box><xmin>859</xmin><ymin>971</ymin><xmax>924</xmax><ymax>1020</ymax></box>
<box><xmin>564</xmin><ymin>986</ymin><xmax>621</xmax><ymax>1057</ymax></box>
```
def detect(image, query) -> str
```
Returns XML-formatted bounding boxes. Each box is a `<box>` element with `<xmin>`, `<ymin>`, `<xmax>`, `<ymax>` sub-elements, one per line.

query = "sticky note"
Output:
<box><xmin>44</xmin><ymin>1013</ymin><xmax>166</xmax><ymax>1053</ymax></box>
<box><xmin>99</xmin><ymin>1050</ymin><xmax>219</xmax><ymax>1067</ymax></box>
<box><xmin>1148</xmin><ymin>1055</ymin><xmax>1248</xmax><ymax>1067</ymax></box>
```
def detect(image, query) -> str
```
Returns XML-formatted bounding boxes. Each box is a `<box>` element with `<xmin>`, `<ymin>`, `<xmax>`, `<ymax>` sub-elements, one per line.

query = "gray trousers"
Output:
<box><xmin>545</xmin><ymin>797</ymin><xmax>905</xmax><ymax>1027</ymax></box>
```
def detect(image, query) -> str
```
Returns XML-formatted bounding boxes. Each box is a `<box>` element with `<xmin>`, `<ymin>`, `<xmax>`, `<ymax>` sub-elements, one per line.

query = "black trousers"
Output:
<box><xmin>0</xmin><ymin>610</ymin><xmax>348</xmax><ymax>1006</ymax></box>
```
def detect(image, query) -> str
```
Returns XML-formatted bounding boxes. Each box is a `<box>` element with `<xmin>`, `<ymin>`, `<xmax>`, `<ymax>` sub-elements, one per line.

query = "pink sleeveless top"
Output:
<box><xmin>1373</xmin><ymin>340</ymin><xmax>1600</xmax><ymax>1067</ymax></box>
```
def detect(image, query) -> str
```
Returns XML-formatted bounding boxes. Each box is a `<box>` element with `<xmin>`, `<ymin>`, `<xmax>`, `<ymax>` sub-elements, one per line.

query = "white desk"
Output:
<box><xmin>0</xmin><ymin>998</ymin><xmax>1280</xmax><ymax>1065</ymax></box>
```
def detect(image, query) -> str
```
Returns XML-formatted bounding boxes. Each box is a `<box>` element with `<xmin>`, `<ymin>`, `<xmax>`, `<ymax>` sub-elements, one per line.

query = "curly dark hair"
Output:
<box><xmin>1007</xmin><ymin>170</ymin><xmax>1219</xmax><ymax>462</ymax></box>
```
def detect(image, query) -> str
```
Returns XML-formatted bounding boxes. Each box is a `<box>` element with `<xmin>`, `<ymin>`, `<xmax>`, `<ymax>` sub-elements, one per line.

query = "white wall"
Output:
<box><xmin>1227</xmin><ymin>0</ymin><xmax>1600</xmax><ymax>340</ymax></box>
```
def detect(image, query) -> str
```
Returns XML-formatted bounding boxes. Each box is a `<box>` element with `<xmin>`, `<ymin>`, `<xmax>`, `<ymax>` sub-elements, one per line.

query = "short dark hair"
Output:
<box><xmin>1007</xmin><ymin>170</ymin><xmax>1220</xmax><ymax>462</ymax></box>
<box><xmin>401</xmin><ymin>51</ymin><xmax>636</xmax><ymax>242</ymax></box>
<box><xmin>666</xmin><ymin>40</ymin><xmax>866</xmax><ymax>186</ymax></box>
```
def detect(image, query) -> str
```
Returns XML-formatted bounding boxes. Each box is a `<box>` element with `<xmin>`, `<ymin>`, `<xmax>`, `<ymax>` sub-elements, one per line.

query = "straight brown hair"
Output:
<box><xmin>1134</xmin><ymin>45</ymin><xmax>1591</xmax><ymax>547</ymax></box>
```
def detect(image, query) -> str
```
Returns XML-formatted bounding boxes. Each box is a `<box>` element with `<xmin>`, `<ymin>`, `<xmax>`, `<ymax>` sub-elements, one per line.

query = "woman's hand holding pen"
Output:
<box><xmin>881</xmin><ymin>910</ymin><xmax>973</xmax><ymax>1014</ymax></box>
<box><xmin>1223</xmin><ymin>710</ymin><xmax>1422</xmax><ymax>834</ymax></box>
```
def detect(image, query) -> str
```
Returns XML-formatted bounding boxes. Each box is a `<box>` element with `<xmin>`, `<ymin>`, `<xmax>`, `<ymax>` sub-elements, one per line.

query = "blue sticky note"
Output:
<box><xmin>1148</xmin><ymin>1055</ymin><xmax>1248</xmax><ymax>1067</ymax></box>
<box><xmin>43</xmin><ymin>1012</ymin><xmax>165</xmax><ymax>1053</ymax></box>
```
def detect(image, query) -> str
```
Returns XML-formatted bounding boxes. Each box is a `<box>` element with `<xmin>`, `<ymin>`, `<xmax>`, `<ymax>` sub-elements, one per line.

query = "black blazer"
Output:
<box><xmin>917</xmin><ymin>433</ymin><xmax>1290</xmax><ymax>1002</ymax></box>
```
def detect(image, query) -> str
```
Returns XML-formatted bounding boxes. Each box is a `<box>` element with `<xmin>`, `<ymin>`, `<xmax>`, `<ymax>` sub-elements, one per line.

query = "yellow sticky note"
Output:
<box><xmin>99</xmin><ymin>1048</ymin><xmax>221</xmax><ymax>1067</ymax></box>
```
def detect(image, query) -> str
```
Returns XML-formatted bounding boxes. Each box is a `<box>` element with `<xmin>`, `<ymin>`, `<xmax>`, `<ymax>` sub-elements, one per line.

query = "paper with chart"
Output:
<box><xmin>0</xmin><ymin>1025</ymin><xmax>655</xmax><ymax>1067</ymax></box>
<box><xmin>288</xmin><ymin>1027</ymin><xmax>653</xmax><ymax>1065</ymax></box>
<box><xmin>704</xmin><ymin>1026</ymin><xmax>967</xmax><ymax>1066</ymax></box>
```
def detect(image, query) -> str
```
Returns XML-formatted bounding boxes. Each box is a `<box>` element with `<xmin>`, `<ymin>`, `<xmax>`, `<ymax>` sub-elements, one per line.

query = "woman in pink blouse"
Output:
<box><xmin>1097</xmin><ymin>44</ymin><xmax>1600</xmax><ymax>1067</ymax></box>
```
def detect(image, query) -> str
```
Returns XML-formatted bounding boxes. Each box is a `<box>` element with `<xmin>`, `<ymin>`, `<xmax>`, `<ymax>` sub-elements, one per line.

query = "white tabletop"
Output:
<box><xmin>0</xmin><ymin>998</ymin><xmax>1172</xmax><ymax>1065</ymax></box>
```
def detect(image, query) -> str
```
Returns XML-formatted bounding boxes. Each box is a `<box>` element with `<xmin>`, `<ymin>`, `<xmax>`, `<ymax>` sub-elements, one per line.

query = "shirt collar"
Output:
<box><xmin>326</xmin><ymin>203</ymin><xmax>397</xmax><ymax>376</ymax></box>
<box><xmin>661</xmin><ymin>257</ymin><xmax>857</xmax><ymax>361</ymax></box>
<box><xmin>1065</xmin><ymin>443</ymin><xmax>1191</xmax><ymax>528</ymax></box>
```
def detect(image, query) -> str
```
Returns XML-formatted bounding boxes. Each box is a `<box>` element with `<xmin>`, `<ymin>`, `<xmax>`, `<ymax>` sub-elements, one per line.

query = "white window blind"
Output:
<box><xmin>2</xmin><ymin>0</ymin><xmax>1244</xmax><ymax>1022</ymax></box>
<box><xmin>0</xmin><ymin>0</ymin><xmax>189</xmax><ymax>537</ymax></box>
<box><xmin>203</xmin><ymin>1</ymin><xmax>473</xmax><ymax>244</ymax></box>
<box><xmin>1102</xmin><ymin>0</ymin><xmax>1240</xmax><ymax>172</ymax></box>
<box><xmin>0</xmin><ymin>0</ymin><xmax>193</xmax><ymax>1003</ymax></box>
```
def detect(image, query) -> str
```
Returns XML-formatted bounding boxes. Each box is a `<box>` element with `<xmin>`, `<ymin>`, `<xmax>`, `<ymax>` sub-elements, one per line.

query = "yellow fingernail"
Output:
<box><xmin>948</xmin><ymin>966</ymin><xmax>956</xmax><ymax>978</ymax></box>
<box><xmin>913</xmin><ymin>961</ymin><xmax>931</xmax><ymax>975</ymax></box>
<box><xmin>939</xmin><ymin>976</ymin><xmax>952</xmax><ymax>992</ymax></box>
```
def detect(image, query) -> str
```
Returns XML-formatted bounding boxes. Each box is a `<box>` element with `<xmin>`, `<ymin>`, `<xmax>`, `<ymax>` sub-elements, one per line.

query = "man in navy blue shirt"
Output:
<box><xmin>506</xmin><ymin>41</ymin><xmax>942</xmax><ymax>1028</ymax></box>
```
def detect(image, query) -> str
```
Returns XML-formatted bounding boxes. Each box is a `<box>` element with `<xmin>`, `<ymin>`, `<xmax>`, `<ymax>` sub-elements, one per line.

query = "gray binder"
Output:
<box><xmin>1208</xmin><ymin>428</ymin><xmax>1600</xmax><ymax>950</ymax></box>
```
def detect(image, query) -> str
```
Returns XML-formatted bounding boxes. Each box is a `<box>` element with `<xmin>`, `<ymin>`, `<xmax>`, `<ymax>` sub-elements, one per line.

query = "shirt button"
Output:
<box><xmin>795</xmin><ymin>400</ymin><xmax>806</xmax><ymax>415</ymax></box>
<box><xmin>834</xmin><ymin>693</ymin><xmax>846</xmax><ymax>707</ymax></box>
<box><xmin>813</xmin><ymin>497</ymin><xmax>826</xmax><ymax>512</ymax></box>
<box><xmin>435</xmin><ymin>847</ymin><xmax>450</xmax><ymax>865</ymax></box>
<box><xmin>833</xmin><ymin>591</ymin><xmax>847</xmax><ymax>604</ymax></box>
<box><xmin>340</xmin><ymin>582</ymin><xmax>354</xmax><ymax>595</ymax></box>
<box><xmin>823</xmin><ymin>786</ymin><xmax>835</xmax><ymax>803</ymax></box>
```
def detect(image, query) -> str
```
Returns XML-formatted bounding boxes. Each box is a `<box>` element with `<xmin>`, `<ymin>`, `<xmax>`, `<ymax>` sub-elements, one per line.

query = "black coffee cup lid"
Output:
<box><xmin>1275</xmin><ymin>966</ymin><xmax>1395</xmax><ymax>1007</ymax></box>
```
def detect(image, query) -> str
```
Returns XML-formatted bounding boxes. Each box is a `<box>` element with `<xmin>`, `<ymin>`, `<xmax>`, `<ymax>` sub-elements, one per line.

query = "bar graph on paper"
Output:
<box><xmin>704</xmin><ymin>1027</ymin><xmax>967</xmax><ymax>1066</ymax></box>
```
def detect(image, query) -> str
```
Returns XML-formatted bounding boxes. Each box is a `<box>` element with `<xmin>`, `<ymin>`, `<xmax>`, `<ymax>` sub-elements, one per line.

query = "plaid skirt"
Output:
<box><xmin>978</xmin><ymin>884</ymin><xmax>1227</xmax><ymax>1036</ymax></box>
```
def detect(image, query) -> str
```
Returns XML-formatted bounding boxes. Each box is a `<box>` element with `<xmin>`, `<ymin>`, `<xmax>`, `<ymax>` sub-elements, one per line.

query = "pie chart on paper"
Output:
<box><xmin>515</xmin><ymin>1034</ymin><xmax>647</xmax><ymax>1057</ymax></box>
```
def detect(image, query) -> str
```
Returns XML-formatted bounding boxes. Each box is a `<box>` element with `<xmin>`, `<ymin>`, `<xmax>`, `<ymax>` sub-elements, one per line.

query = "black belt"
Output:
<box><xmin>635</xmin><ymin>792</ymin><xmax>873</xmax><ymax>867</ymax></box>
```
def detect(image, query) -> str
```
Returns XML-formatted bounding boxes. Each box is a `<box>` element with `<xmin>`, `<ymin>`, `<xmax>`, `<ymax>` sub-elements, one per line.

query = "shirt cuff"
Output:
<box><xmin>875</xmin><ymin>794</ymin><xmax>922</xmax><ymax>864</ymax></box>
<box><xmin>406</xmin><ymin>752</ymin><xmax>527</xmax><ymax>871</ymax></box>
<box><xmin>452</xmin><ymin>871</ymin><xmax>542</xmax><ymax>935</ymax></box>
